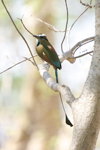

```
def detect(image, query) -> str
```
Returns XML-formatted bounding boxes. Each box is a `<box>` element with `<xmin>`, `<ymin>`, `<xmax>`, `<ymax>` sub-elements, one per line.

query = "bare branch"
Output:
<box><xmin>6</xmin><ymin>55</ymin><xmax>15</xmax><ymax>64</ymax></box>
<box><xmin>38</xmin><ymin>64</ymin><xmax>75</xmax><ymax>103</ymax></box>
<box><xmin>61</xmin><ymin>0</ymin><xmax>69</xmax><ymax>54</ymax></box>
<box><xmin>80</xmin><ymin>0</ymin><xmax>95</xmax><ymax>8</ymax></box>
<box><xmin>23</xmin><ymin>57</ymin><xmax>35</xmax><ymax>65</ymax></box>
<box><xmin>68</xmin><ymin>0</ymin><xmax>94</xmax><ymax>50</ymax></box>
<box><xmin>59</xmin><ymin>36</ymin><xmax>94</xmax><ymax>63</ymax></box>
<box><xmin>71</xmin><ymin>50</ymin><xmax>93</xmax><ymax>59</ymax></box>
<box><xmin>1</xmin><ymin>0</ymin><xmax>38</xmax><ymax>70</ymax></box>
<box><xmin>68</xmin><ymin>7</ymin><xmax>89</xmax><ymax>50</ymax></box>
<box><xmin>0</xmin><ymin>54</ymin><xmax>38</xmax><ymax>74</ymax></box>
<box><xmin>18</xmin><ymin>17</ymin><xmax>34</xmax><ymax>37</ymax></box>
<box><xmin>0</xmin><ymin>57</ymin><xmax>31</xmax><ymax>74</ymax></box>
<box><xmin>69</xmin><ymin>7</ymin><xmax>89</xmax><ymax>33</ymax></box>
<box><xmin>34</xmin><ymin>17</ymin><xmax>66</xmax><ymax>32</ymax></box>
<box><xmin>71</xmin><ymin>36</ymin><xmax>94</xmax><ymax>54</ymax></box>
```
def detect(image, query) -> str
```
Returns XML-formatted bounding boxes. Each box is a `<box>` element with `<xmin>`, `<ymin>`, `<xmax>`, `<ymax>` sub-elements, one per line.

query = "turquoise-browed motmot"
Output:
<box><xmin>33</xmin><ymin>33</ymin><xmax>73</xmax><ymax>127</ymax></box>
<box><xmin>33</xmin><ymin>34</ymin><xmax>61</xmax><ymax>83</ymax></box>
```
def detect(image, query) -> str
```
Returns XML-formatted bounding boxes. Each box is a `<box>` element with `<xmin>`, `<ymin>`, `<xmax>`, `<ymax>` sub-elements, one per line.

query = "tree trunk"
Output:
<box><xmin>70</xmin><ymin>0</ymin><xmax>100</xmax><ymax>149</ymax></box>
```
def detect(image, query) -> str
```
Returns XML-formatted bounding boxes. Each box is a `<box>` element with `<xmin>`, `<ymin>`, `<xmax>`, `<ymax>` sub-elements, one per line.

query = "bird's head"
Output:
<box><xmin>33</xmin><ymin>33</ymin><xmax>49</xmax><ymax>46</ymax></box>
<box><xmin>33</xmin><ymin>33</ymin><xmax>48</xmax><ymax>42</ymax></box>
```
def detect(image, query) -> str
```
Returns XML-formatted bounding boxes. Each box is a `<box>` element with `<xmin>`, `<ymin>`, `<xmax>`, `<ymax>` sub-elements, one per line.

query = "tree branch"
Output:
<box><xmin>61</xmin><ymin>0</ymin><xmax>69</xmax><ymax>53</ymax></box>
<box><xmin>34</xmin><ymin>17</ymin><xmax>66</xmax><ymax>32</ymax></box>
<box><xmin>80</xmin><ymin>0</ymin><xmax>95</xmax><ymax>8</ymax></box>
<box><xmin>0</xmin><ymin>57</ymin><xmax>33</xmax><ymax>74</ymax></box>
<box><xmin>72</xmin><ymin>36</ymin><xmax>94</xmax><ymax>54</ymax></box>
<box><xmin>1</xmin><ymin>0</ymin><xmax>38</xmax><ymax>69</ymax></box>
<box><xmin>71</xmin><ymin>50</ymin><xmax>93</xmax><ymax>59</ymax></box>
<box><xmin>68</xmin><ymin>7</ymin><xmax>89</xmax><ymax>50</ymax></box>
<box><xmin>59</xmin><ymin>36</ymin><xmax>94</xmax><ymax>63</ymax></box>
<box><xmin>36</xmin><ymin>64</ymin><xmax>75</xmax><ymax>104</ymax></box>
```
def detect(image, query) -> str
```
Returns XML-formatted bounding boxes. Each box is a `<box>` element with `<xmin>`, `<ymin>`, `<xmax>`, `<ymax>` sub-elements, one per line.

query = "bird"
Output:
<box><xmin>33</xmin><ymin>33</ymin><xmax>73</xmax><ymax>127</ymax></box>
<box><xmin>33</xmin><ymin>33</ymin><xmax>61</xmax><ymax>83</ymax></box>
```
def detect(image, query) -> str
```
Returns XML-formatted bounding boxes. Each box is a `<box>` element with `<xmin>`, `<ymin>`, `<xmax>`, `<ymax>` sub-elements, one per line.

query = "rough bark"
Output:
<box><xmin>70</xmin><ymin>0</ymin><xmax>100</xmax><ymax>149</ymax></box>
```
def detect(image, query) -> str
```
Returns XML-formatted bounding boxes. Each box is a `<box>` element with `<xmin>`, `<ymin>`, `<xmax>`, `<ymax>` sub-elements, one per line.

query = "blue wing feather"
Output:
<box><xmin>42</xmin><ymin>44</ymin><xmax>61</xmax><ymax>69</ymax></box>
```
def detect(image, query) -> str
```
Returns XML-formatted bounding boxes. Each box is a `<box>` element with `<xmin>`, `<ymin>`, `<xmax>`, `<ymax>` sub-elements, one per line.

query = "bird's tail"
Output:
<box><xmin>55</xmin><ymin>68</ymin><xmax>58</xmax><ymax>83</ymax></box>
<box><xmin>55</xmin><ymin>69</ymin><xmax>73</xmax><ymax>127</ymax></box>
<box><xmin>59</xmin><ymin>92</ymin><xmax>73</xmax><ymax>127</ymax></box>
<box><xmin>65</xmin><ymin>112</ymin><xmax>73</xmax><ymax>127</ymax></box>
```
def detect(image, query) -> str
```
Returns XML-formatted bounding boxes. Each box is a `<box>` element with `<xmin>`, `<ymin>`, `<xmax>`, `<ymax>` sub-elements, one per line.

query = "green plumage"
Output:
<box><xmin>36</xmin><ymin>36</ymin><xmax>61</xmax><ymax>71</ymax></box>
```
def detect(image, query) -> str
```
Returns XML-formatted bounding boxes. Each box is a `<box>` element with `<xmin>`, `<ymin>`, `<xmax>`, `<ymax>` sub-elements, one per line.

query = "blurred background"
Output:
<box><xmin>0</xmin><ymin>0</ymin><xmax>97</xmax><ymax>150</ymax></box>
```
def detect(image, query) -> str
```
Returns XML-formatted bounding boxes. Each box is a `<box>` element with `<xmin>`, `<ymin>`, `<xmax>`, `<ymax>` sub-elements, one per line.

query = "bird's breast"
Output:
<box><xmin>36</xmin><ymin>44</ymin><xmax>44</xmax><ymax>58</ymax></box>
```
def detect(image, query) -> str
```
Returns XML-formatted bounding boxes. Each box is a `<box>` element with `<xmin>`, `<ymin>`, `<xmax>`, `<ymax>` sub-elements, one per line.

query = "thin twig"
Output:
<box><xmin>0</xmin><ymin>57</ymin><xmax>32</xmax><ymax>74</ymax></box>
<box><xmin>6</xmin><ymin>55</ymin><xmax>15</xmax><ymax>64</ymax></box>
<box><xmin>1</xmin><ymin>0</ymin><xmax>38</xmax><ymax>70</ymax></box>
<box><xmin>69</xmin><ymin>7</ymin><xmax>89</xmax><ymax>32</ymax></box>
<box><xmin>80</xmin><ymin>0</ymin><xmax>95</xmax><ymax>8</ymax></box>
<box><xmin>0</xmin><ymin>54</ymin><xmax>38</xmax><ymax>74</ymax></box>
<box><xmin>74</xmin><ymin>40</ymin><xmax>94</xmax><ymax>54</ymax></box>
<box><xmin>71</xmin><ymin>50</ymin><xmax>93</xmax><ymax>59</ymax></box>
<box><xmin>34</xmin><ymin>17</ymin><xmax>66</xmax><ymax>32</ymax></box>
<box><xmin>24</xmin><ymin>57</ymin><xmax>35</xmax><ymax>65</ymax></box>
<box><xmin>70</xmin><ymin>36</ymin><xmax>95</xmax><ymax>53</ymax></box>
<box><xmin>68</xmin><ymin>7</ymin><xmax>89</xmax><ymax>50</ymax></box>
<box><xmin>17</xmin><ymin>17</ymin><xmax>35</xmax><ymax>37</ymax></box>
<box><xmin>61</xmin><ymin>0</ymin><xmax>69</xmax><ymax>53</ymax></box>
<box><xmin>68</xmin><ymin>0</ymin><xmax>94</xmax><ymax>50</ymax></box>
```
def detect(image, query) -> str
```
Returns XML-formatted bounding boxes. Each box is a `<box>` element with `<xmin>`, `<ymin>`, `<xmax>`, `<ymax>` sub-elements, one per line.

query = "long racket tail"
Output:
<box><xmin>55</xmin><ymin>69</ymin><xmax>73</xmax><ymax>127</ymax></box>
<box><xmin>59</xmin><ymin>93</ymin><xmax>73</xmax><ymax>127</ymax></box>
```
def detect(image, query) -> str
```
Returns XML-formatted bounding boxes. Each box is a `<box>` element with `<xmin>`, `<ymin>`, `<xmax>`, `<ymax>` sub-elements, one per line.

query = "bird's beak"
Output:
<box><xmin>32</xmin><ymin>34</ymin><xmax>39</xmax><ymax>39</ymax></box>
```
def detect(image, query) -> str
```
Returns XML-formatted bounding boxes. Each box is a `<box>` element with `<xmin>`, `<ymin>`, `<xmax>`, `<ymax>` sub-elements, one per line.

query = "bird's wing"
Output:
<box><xmin>43</xmin><ymin>44</ymin><xmax>61</xmax><ymax>69</ymax></box>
